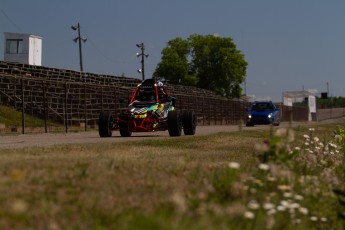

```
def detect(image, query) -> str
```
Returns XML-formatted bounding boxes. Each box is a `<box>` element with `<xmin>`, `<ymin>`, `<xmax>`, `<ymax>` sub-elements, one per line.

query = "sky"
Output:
<box><xmin>0</xmin><ymin>0</ymin><xmax>344</xmax><ymax>102</ymax></box>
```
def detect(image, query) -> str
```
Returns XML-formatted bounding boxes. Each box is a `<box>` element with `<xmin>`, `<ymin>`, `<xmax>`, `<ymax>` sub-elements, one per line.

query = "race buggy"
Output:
<box><xmin>98</xmin><ymin>79</ymin><xmax>197</xmax><ymax>137</ymax></box>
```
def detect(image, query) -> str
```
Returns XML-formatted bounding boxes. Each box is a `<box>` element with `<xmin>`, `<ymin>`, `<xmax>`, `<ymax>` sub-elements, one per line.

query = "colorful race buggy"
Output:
<box><xmin>98</xmin><ymin>79</ymin><xmax>197</xmax><ymax>137</ymax></box>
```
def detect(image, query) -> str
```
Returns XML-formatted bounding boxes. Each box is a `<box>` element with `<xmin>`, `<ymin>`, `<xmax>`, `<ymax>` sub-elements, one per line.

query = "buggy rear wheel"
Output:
<box><xmin>183</xmin><ymin>111</ymin><xmax>196</xmax><ymax>135</ymax></box>
<box><xmin>99</xmin><ymin>111</ymin><xmax>113</xmax><ymax>137</ymax></box>
<box><xmin>168</xmin><ymin>110</ymin><xmax>182</xmax><ymax>137</ymax></box>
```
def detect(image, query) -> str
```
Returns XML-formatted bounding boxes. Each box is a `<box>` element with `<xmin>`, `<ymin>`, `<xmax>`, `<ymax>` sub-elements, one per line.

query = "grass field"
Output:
<box><xmin>0</xmin><ymin>123</ymin><xmax>344</xmax><ymax>229</ymax></box>
<box><xmin>0</xmin><ymin>104</ymin><xmax>87</xmax><ymax>133</ymax></box>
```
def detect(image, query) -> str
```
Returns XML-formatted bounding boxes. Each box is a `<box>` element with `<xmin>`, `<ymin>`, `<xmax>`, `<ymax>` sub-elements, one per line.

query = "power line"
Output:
<box><xmin>0</xmin><ymin>6</ymin><xmax>23</xmax><ymax>33</ymax></box>
<box><xmin>82</xmin><ymin>28</ymin><xmax>126</xmax><ymax>65</ymax></box>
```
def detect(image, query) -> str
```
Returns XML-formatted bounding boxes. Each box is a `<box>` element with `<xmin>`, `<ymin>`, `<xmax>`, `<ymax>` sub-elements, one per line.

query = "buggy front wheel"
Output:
<box><xmin>119</xmin><ymin>113</ymin><xmax>132</xmax><ymax>137</ymax></box>
<box><xmin>99</xmin><ymin>111</ymin><xmax>113</xmax><ymax>137</ymax></box>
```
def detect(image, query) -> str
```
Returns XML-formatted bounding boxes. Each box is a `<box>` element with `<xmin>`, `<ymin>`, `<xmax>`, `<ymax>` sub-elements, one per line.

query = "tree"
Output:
<box><xmin>153</xmin><ymin>34</ymin><xmax>247</xmax><ymax>98</ymax></box>
<box><xmin>153</xmin><ymin>37</ymin><xmax>198</xmax><ymax>85</ymax></box>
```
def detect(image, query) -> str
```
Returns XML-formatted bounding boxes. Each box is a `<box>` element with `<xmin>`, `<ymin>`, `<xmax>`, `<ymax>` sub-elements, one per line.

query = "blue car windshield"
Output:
<box><xmin>251</xmin><ymin>103</ymin><xmax>274</xmax><ymax>111</ymax></box>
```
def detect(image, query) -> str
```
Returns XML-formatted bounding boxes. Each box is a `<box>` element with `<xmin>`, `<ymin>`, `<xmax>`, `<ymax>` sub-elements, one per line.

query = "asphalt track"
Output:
<box><xmin>0</xmin><ymin>119</ymin><xmax>342</xmax><ymax>149</ymax></box>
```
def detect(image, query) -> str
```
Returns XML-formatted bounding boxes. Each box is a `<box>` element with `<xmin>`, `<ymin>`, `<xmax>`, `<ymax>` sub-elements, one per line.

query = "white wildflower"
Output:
<box><xmin>325</xmin><ymin>145</ymin><xmax>329</xmax><ymax>151</ymax></box>
<box><xmin>334</xmin><ymin>135</ymin><xmax>342</xmax><ymax>142</ymax></box>
<box><xmin>288</xmin><ymin>129</ymin><xmax>295</xmax><ymax>142</ymax></box>
<box><xmin>303</xmin><ymin>134</ymin><xmax>310</xmax><ymax>139</ymax></box>
<box><xmin>228</xmin><ymin>162</ymin><xmax>240</xmax><ymax>169</ymax></box>
<box><xmin>244</xmin><ymin>211</ymin><xmax>255</xmax><ymax>219</ymax></box>
<box><xmin>258</xmin><ymin>163</ymin><xmax>270</xmax><ymax>171</ymax></box>
<box><xmin>329</xmin><ymin>142</ymin><xmax>338</xmax><ymax>148</ymax></box>
<box><xmin>248</xmin><ymin>200</ymin><xmax>260</xmax><ymax>210</ymax></box>
<box><xmin>267</xmin><ymin>209</ymin><xmax>276</xmax><ymax>215</ymax></box>
<box><xmin>295</xmin><ymin>147</ymin><xmax>301</xmax><ymax>151</ymax></box>
<box><xmin>280</xmin><ymin>200</ymin><xmax>291</xmax><ymax>208</ymax></box>
<box><xmin>290</xmin><ymin>203</ymin><xmax>300</xmax><ymax>209</ymax></box>
<box><xmin>275</xmin><ymin>128</ymin><xmax>287</xmax><ymax>137</ymax></box>
<box><xmin>263</xmin><ymin>203</ymin><xmax>275</xmax><ymax>210</ymax></box>
<box><xmin>299</xmin><ymin>207</ymin><xmax>309</xmax><ymax>215</ymax></box>
<box><xmin>267</xmin><ymin>176</ymin><xmax>276</xmax><ymax>182</ymax></box>
<box><xmin>255</xmin><ymin>142</ymin><xmax>269</xmax><ymax>153</ymax></box>
<box><xmin>294</xmin><ymin>194</ymin><xmax>304</xmax><ymax>201</ymax></box>
<box><xmin>277</xmin><ymin>185</ymin><xmax>291</xmax><ymax>191</ymax></box>
<box><xmin>283</xmin><ymin>192</ymin><xmax>293</xmax><ymax>198</ymax></box>
<box><xmin>309</xmin><ymin>128</ymin><xmax>315</xmax><ymax>131</ymax></box>
<box><xmin>310</xmin><ymin>216</ymin><xmax>318</xmax><ymax>221</ymax></box>
<box><xmin>171</xmin><ymin>192</ymin><xmax>186</xmax><ymax>213</ymax></box>
<box><xmin>313</xmin><ymin>137</ymin><xmax>319</xmax><ymax>142</ymax></box>
<box><xmin>321</xmin><ymin>217</ymin><xmax>327</xmax><ymax>222</ymax></box>
<box><xmin>277</xmin><ymin>205</ymin><xmax>286</xmax><ymax>212</ymax></box>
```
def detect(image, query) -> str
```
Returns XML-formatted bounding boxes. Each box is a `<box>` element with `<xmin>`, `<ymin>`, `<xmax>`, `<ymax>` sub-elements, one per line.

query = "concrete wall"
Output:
<box><xmin>317</xmin><ymin>107</ymin><xmax>345</xmax><ymax>121</ymax></box>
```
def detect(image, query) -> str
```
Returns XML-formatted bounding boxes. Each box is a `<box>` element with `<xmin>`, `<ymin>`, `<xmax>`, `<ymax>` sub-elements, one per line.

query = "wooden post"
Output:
<box><xmin>64</xmin><ymin>82</ymin><xmax>68</xmax><ymax>133</ymax></box>
<box><xmin>21</xmin><ymin>78</ymin><xmax>25</xmax><ymax>134</ymax></box>
<box><xmin>101</xmin><ymin>86</ymin><xmax>103</xmax><ymax>111</ymax></box>
<box><xmin>42</xmin><ymin>81</ymin><xmax>47</xmax><ymax>133</ymax></box>
<box><xmin>84</xmin><ymin>83</ymin><xmax>87</xmax><ymax>131</ymax></box>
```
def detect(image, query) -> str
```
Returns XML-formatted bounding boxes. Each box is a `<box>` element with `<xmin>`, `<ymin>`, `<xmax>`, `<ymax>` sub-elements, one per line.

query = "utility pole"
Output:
<box><xmin>136</xmin><ymin>43</ymin><xmax>149</xmax><ymax>81</ymax></box>
<box><xmin>71</xmin><ymin>23</ymin><xmax>87</xmax><ymax>72</ymax></box>
<box><xmin>71</xmin><ymin>23</ymin><xmax>87</xmax><ymax>131</ymax></box>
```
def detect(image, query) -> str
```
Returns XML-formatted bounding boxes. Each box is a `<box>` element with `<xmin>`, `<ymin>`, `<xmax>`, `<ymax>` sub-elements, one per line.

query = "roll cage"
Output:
<box><xmin>130</xmin><ymin>79</ymin><xmax>170</xmax><ymax>104</ymax></box>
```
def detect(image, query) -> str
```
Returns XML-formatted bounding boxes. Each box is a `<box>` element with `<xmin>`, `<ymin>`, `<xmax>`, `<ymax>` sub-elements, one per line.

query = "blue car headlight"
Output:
<box><xmin>247</xmin><ymin>114</ymin><xmax>252</xmax><ymax>119</ymax></box>
<box><xmin>268</xmin><ymin>113</ymin><xmax>273</xmax><ymax>119</ymax></box>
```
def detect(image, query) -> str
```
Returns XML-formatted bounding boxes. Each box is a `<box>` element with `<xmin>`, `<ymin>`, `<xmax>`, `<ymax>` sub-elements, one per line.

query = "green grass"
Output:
<box><xmin>0</xmin><ymin>104</ymin><xmax>59</xmax><ymax>127</ymax></box>
<box><xmin>0</xmin><ymin>124</ymin><xmax>344</xmax><ymax>229</ymax></box>
<box><xmin>0</xmin><ymin>104</ymin><xmax>86</xmax><ymax>133</ymax></box>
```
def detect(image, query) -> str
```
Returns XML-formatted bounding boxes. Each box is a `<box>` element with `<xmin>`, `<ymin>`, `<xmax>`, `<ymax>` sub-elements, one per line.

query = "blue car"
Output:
<box><xmin>246</xmin><ymin>101</ymin><xmax>280</xmax><ymax>126</ymax></box>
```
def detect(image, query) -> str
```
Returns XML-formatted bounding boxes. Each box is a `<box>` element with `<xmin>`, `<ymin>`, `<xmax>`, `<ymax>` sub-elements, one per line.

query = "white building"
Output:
<box><xmin>4</xmin><ymin>32</ymin><xmax>42</xmax><ymax>66</ymax></box>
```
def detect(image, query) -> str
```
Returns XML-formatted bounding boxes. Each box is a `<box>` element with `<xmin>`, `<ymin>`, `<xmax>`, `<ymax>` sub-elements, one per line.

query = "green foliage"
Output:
<box><xmin>153</xmin><ymin>37</ymin><xmax>195</xmax><ymax>85</ymax></box>
<box><xmin>209</xmin><ymin>167</ymin><xmax>240</xmax><ymax>202</ymax></box>
<box><xmin>294</xmin><ymin>96</ymin><xmax>345</xmax><ymax>109</ymax></box>
<box><xmin>153</xmin><ymin>34</ymin><xmax>247</xmax><ymax>98</ymax></box>
<box><xmin>256</xmin><ymin>128</ymin><xmax>296</xmax><ymax>164</ymax></box>
<box><xmin>318</xmin><ymin>96</ymin><xmax>345</xmax><ymax>108</ymax></box>
<box><xmin>333</xmin><ymin>126</ymin><xmax>345</xmax><ymax>221</ymax></box>
<box><xmin>334</xmin><ymin>126</ymin><xmax>345</xmax><ymax>145</ymax></box>
<box><xmin>247</xmin><ymin>127</ymin><xmax>345</xmax><ymax>229</ymax></box>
